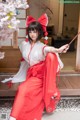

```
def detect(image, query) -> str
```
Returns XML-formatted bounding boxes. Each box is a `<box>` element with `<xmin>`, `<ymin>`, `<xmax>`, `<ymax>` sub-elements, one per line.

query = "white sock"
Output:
<box><xmin>9</xmin><ymin>116</ymin><xmax>16</xmax><ymax>120</ymax></box>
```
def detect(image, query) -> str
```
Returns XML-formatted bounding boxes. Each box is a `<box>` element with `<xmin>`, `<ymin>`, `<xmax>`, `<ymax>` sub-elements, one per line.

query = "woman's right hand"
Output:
<box><xmin>58</xmin><ymin>44</ymin><xmax>69</xmax><ymax>53</ymax></box>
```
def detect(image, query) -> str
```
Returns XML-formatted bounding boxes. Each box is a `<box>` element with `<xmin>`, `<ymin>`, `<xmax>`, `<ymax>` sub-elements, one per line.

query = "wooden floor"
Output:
<box><xmin>59</xmin><ymin>73</ymin><xmax>80</xmax><ymax>96</ymax></box>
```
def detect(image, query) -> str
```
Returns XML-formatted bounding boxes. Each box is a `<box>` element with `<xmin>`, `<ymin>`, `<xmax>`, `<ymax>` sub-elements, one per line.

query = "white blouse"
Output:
<box><xmin>19</xmin><ymin>41</ymin><xmax>45</xmax><ymax>66</ymax></box>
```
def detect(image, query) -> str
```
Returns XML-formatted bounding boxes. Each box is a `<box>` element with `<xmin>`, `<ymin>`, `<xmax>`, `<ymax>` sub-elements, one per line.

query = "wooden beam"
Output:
<box><xmin>76</xmin><ymin>11</ymin><xmax>80</xmax><ymax>71</ymax></box>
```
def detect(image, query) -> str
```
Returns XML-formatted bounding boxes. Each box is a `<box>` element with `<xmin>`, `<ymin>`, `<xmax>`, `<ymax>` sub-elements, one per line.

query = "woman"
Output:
<box><xmin>2</xmin><ymin>14</ymin><xmax>69</xmax><ymax>120</ymax></box>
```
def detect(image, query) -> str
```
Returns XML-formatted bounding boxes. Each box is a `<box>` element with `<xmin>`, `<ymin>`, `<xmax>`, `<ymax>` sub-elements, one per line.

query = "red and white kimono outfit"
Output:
<box><xmin>2</xmin><ymin>41</ymin><xmax>63</xmax><ymax>120</ymax></box>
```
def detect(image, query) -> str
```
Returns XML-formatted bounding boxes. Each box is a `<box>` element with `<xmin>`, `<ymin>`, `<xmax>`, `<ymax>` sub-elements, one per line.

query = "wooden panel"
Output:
<box><xmin>0</xmin><ymin>47</ymin><xmax>22</xmax><ymax>73</ymax></box>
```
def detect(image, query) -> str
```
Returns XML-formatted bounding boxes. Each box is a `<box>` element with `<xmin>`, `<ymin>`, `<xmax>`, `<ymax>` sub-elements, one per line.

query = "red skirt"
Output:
<box><xmin>10</xmin><ymin>53</ymin><xmax>60</xmax><ymax>120</ymax></box>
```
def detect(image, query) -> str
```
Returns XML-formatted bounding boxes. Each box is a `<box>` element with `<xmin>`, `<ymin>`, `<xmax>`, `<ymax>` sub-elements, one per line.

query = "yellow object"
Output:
<box><xmin>9</xmin><ymin>12</ymin><xmax>14</xmax><ymax>16</ymax></box>
<box><xmin>8</xmin><ymin>25</ymin><xmax>12</xmax><ymax>28</ymax></box>
<box><xmin>7</xmin><ymin>12</ymin><xmax>14</xmax><ymax>20</ymax></box>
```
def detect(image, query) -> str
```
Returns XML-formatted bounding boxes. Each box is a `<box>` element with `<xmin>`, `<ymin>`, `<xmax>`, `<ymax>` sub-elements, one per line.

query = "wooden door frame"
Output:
<box><xmin>76</xmin><ymin>11</ymin><xmax>80</xmax><ymax>71</ymax></box>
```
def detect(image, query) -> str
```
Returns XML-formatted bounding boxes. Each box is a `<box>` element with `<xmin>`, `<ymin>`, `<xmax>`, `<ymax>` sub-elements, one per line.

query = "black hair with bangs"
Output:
<box><xmin>27</xmin><ymin>21</ymin><xmax>44</xmax><ymax>42</ymax></box>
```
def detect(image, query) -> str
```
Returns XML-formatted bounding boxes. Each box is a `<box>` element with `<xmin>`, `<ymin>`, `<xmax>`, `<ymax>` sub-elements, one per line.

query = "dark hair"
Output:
<box><xmin>27</xmin><ymin>21</ymin><xmax>44</xmax><ymax>42</ymax></box>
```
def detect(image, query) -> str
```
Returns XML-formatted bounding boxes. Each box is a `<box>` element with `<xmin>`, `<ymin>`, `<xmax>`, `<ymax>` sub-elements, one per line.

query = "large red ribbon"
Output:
<box><xmin>26</xmin><ymin>13</ymin><xmax>48</xmax><ymax>36</ymax></box>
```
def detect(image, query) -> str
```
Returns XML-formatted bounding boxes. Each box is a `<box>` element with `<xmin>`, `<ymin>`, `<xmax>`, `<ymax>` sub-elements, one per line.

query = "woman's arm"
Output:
<box><xmin>44</xmin><ymin>44</ymin><xmax>69</xmax><ymax>55</ymax></box>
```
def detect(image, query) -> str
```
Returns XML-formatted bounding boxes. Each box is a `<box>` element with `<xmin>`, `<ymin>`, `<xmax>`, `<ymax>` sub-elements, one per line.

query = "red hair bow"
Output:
<box><xmin>26</xmin><ymin>13</ymin><xmax>48</xmax><ymax>36</ymax></box>
<box><xmin>26</xmin><ymin>13</ymin><xmax>48</xmax><ymax>44</ymax></box>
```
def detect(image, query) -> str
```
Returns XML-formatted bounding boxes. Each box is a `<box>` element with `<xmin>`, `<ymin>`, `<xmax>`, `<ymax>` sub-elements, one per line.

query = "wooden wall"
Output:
<box><xmin>0</xmin><ymin>47</ymin><xmax>22</xmax><ymax>73</ymax></box>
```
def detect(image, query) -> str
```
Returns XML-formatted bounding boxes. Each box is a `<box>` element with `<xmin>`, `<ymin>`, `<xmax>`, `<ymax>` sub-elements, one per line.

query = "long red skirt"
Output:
<box><xmin>10</xmin><ymin>53</ymin><xmax>60</xmax><ymax>120</ymax></box>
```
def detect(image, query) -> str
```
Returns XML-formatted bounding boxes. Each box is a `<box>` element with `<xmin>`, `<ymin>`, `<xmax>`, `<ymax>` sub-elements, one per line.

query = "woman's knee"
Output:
<box><xmin>46</xmin><ymin>52</ymin><xmax>57</xmax><ymax>62</ymax></box>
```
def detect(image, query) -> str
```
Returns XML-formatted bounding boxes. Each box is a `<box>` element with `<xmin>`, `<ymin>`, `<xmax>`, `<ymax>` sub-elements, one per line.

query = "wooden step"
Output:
<box><xmin>0</xmin><ymin>73</ymin><xmax>80</xmax><ymax>97</ymax></box>
<box><xmin>58</xmin><ymin>73</ymin><xmax>80</xmax><ymax>96</ymax></box>
<box><xmin>0</xmin><ymin>73</ymin><xmax>19</xmax><ymax>96</ymax></box>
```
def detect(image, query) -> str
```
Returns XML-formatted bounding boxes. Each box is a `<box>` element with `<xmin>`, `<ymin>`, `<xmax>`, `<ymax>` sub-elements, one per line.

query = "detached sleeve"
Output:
<box><xmin>43</xmin><ymin>46</ymin><xmax>64</xmax><ymax>70</ymax></box>
<box><xmin>1</xmin><ymin>61</ymin><xmax>29</xmax><ymax>83</ymax></box>
<box><xmin>19</xmin><ymin>41</ymin><xmax>27</xmax><ymax>53</ymax></box>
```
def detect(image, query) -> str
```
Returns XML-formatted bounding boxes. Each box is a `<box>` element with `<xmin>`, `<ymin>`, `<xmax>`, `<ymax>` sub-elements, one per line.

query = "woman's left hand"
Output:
<box><xmin>58</xmin><ymin>44</ymin><xmax>69</xmax><ymax>53</ymax></box>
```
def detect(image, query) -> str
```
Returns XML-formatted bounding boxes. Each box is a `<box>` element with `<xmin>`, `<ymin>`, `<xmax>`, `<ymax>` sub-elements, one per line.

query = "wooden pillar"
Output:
<box><xmin>58</xmin><ymin>0</ymin><xmax>64</xmax><ymax>35</ymax></box>
<box><xmin>76</xmin><ymin>11</ymin><xmax>80</xmax><ymax>71</ymax></box>
<box><xmin>13</xmin><ymin>31</ymin><xmax>18</xmax><ymax>48</ymax></box>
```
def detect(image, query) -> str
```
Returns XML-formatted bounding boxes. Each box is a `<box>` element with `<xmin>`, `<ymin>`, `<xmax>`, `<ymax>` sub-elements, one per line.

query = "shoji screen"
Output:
<box><xmin>1</xmin><ymin>9</ymin><xmax>27</xmax><ymax>48</ymax></box>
